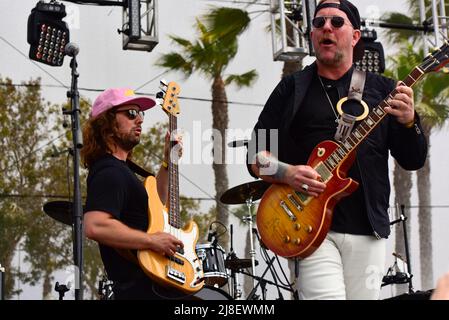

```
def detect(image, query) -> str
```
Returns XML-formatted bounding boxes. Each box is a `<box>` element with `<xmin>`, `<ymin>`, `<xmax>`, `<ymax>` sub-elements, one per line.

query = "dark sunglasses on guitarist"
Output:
<box><xmin>114</xmin><ymin>109</ymin><xmax>145</xmax><ymax>120</ymax></box>
<box><xmin>312</xmin><ymin>16</ymin><xmax>351</xmax><ymax>29</ymax></box>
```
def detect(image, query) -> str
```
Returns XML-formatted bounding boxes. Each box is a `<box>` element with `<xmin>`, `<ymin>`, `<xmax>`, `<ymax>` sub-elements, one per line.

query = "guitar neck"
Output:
<box><xmin>168</xmin><ymin>113</ymin><xmax>181</xmax><ymax>228</ymax></box>
<box><xmin>323</xmin><ymin>66</ymin><xmax>426</xmax><ymax>172</ymax></box>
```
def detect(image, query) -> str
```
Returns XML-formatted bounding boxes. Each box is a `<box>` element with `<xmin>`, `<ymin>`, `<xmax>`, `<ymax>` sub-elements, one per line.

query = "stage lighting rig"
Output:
<box><xmin>27</xmin><ymin>1</ymin><xmax>70</xmax><ymax>67</ymax></box>
<box><xmin>355</xmin><ymin>29</ymin><xmax>385</xmax><ymax>74</ymax></box>
<box><xmin>122</xmin><ymin>0</ymin><xmax>159</xmax><ymax>51</ymax></box>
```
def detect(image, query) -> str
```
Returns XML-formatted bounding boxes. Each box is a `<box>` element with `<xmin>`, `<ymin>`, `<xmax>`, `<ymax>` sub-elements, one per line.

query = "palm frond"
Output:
<box><xmin>387</xmin><ymin>41</ymin><xmax>449</xmax><ymax>129</ymax></box>
<box><xmin>224</xmin><ymin>70</ymin><xmax>258</xmax><ymax>88</ymax></box>
<box><xmin>382</xmin><ymin>13</ymin><xmax>419</xmax><ymax>45</ymax></box>
<box><xmin>203</xmin><ymin>7</ymin><xmax>251</xmax><ymax>43</ymax></box>
<box><xmin>169</xmin><ymin>36</ymin><xmax>193</xmax><ymax>49</ymax></box>
<box><xmin>156</xmin><ymin>52</ymin><xmax>193</xmax><ymax>76</ymax></box>
<box><xmin>416</xmin><ymin>102</ymin><xmax>449</xmax><ymax>128</ymax></box>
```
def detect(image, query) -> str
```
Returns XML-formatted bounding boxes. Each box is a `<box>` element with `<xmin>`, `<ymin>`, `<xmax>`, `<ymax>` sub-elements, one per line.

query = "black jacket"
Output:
<box><xmin>247</xmin><ymin>63</ymin><xmax>428</xmax><ymax>238</ymax></box>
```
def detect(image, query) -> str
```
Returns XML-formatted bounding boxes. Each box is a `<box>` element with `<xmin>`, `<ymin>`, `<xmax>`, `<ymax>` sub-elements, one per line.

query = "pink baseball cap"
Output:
<box><xmin>91</xmin><ymin>88</ymin><xmax>156</xmax><ymax>118</ymax></box>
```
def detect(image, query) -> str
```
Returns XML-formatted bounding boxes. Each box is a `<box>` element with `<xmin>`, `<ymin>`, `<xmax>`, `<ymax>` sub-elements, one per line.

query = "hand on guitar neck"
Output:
<box><xmin>252</xmin><ymin>151</ymin><xmax>326</xmax><ymax>198</ymax></box>
<box><xmin>383</xmin><ymin>82</ymin><xmax>415</xmax><ymax>126</ymax></box>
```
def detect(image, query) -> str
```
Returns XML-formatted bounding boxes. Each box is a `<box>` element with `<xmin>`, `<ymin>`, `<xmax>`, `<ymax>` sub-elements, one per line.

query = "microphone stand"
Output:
<box><xmin>63</xmin><ymin>47</ymin><xmax>84</xmax><ymax>300</ymax></box>
<box><xmin>227</xmin><ymin>224</ymin><xmax>241</xmax><ymax>300</ymax></box>
<box><xmin>251</xmin><ymin>228</ymin><xmax>291</xmax><ymax>300</ymax></box>
<box><xmin>243</xmin><ymin>197</ymin><xmax>257</xmax><ymax>289</ymax></box>
<box><xmin>0</xmin><ymin>263</ymin><xmax>5</xmax><ymax>300</ymax></box>
<box><xmin>387</xmin><ymin>204</ymin><xmax>414</xmax><ymax>294</ymax></box>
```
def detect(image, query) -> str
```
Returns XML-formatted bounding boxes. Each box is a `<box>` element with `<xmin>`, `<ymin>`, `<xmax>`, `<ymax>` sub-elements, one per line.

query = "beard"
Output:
<box><xmin>316</xmin><ymin>49</ymin><xmax>344</xmax><ymax>66</ymax></box>
<box><xmin>114</xmin><ymin>130</ymin><xmax>140</xmax><ymax>152</ymax></box>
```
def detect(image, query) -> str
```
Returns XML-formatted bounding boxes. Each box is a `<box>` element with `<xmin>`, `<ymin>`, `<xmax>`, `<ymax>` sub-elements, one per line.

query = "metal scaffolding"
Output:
<box><xmin>269</xmin><ymin>0</ymin><xmax>316</xmax><ymax>62</ymax></box>
<box><xmin>270</xmin><ymin>0</ymin><xmax>449</xmax><ymax>62</ymax></box>
<box><xmin>419</xmin><ymin>0</ymin><xmax>448</xmax><ymax>52</ymax></box>
<box><xmin>122</xmin><ymin>0</ymin><xmax>158</xmax><ymax>51</ymax></box>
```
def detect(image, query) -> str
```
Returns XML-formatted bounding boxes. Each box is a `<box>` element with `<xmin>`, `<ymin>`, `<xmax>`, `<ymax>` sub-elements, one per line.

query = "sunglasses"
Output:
<box><xmin>312</xmin><ymin>16</ymin><xmax>350</xmax><ymax>29</ymax></box>
<box><xmin>114</xmin><ymin>109</ymin><xmax>145</xmax><ymax>120</ymax></box>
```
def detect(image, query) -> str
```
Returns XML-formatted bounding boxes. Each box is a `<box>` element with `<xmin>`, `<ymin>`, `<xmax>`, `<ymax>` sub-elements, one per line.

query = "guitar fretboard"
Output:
<box><xmin>322</xmin><ymin>66</ymin><xmax>425</xmax><ymax>173</ymax></box>
<box><xmin>168</xmin><ymin>113</ymin><xmax>181</xmax><ymax>228</ymax></box>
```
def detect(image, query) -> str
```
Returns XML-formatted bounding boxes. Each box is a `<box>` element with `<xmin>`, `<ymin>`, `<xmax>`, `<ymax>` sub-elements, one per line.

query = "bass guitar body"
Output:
<box><xmin>137</xmin><ymin>176</ymin><xmax>204</xmax><ymax>293</ymax></box>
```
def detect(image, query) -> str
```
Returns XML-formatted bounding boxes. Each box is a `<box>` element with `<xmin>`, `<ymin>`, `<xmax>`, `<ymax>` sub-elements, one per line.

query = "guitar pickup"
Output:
<box><xmin>166</xmin><ymin>266</ymin><xmax>186</xmax><ymax>284</ymax></box>
<box><xmin>287</xmin><ymin>194</ymin><xmax>303</xmax><ymax>211</ymax></box>
<box><xmin>280</xmin><ymin>201</ymin><xmax>296</xmax><ymax>221</ymax></box>
<box><xmin>168</xmin><ymin>255</ymin><xmax>185</xmax><ymax>266</ymax></box>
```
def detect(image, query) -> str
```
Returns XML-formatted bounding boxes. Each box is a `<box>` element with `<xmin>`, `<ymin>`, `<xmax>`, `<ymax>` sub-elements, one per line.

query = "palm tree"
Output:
<box><xmin>386</xmin><ymin>43</ymin><xmax>449</xmax><ymax>290</ymax></box>
<box><xmin>206</xmin><ymin>6</ymin><xmax>304</xmax><ymax>291</ymax></box>
<box><xmin>157</xmin><ymin>7</ymin><xmax>258</xmax><ymax>250</ymax></box>
<box><xmin>384</xmin><ymin>1</ymin><xmax>449</xmax><ymax>291</ymax></box>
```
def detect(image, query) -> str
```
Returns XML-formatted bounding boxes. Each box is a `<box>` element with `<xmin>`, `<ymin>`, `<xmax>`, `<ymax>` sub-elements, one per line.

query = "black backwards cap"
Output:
<box><xmin>314</xmin><ymin>0</ymin><xmax>361</xmax><ymax>30</ymax></box>
<box><xmin>314</xmin><ymin>0</ymin><xmax>364</xmax><ymax>61</ymax></box>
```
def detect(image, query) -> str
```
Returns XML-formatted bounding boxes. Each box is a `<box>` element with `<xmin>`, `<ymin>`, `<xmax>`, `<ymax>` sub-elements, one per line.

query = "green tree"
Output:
<box><xmin>0</xmin><ymin>77</ymin><xmax>56</xmax><ymax>298</ymax></box>
<box><xmin>383</xmin><ymin>1</ymin><xmax>449</xmax><ymax>45</ymax></box>
<box><xmin>157</xmin><ymin>7</ymin><xmax>258</xmax><ymax>250</ymax></box>
<box><xmin>386</xmin><ymin>43</ymin><xmax>449</xmax><ymax>290</ymax></box>
<box><xmin>384</xmin><ymin>0</ymin><xmax>449</xmax><ymax>290</ymax></box>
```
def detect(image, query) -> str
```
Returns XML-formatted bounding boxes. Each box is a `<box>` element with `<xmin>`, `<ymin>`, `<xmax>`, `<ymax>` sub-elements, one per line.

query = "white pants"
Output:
<box><xmin>290</xmin><ymin>231</ymin><xmax>386</xmax><ymax>300</ymax></box>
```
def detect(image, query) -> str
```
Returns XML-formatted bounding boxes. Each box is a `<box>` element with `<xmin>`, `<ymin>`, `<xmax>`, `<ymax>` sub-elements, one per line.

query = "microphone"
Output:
<box><xmin>228</xmin><ymin>139</ymin><xmax>249</xmax><ymax>148</ymax></box>
<box><xmin>64</xmin><ymin>43</ymin><xmax>80</xmax><ymax>57</ymax></box>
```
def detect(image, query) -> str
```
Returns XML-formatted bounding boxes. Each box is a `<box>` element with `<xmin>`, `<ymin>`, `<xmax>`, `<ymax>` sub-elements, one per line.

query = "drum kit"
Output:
<box><xmin>190</xmin><ymin>179</ymin><xmax>272</xmax><ymax>300</ymax></box>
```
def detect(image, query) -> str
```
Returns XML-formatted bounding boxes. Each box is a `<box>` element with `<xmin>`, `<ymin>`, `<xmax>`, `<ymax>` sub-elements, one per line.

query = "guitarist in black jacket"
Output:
<box><xmin>247</xmin><ymin>0</ymin><xmax>427</xmax><ymax>299</ymax></box>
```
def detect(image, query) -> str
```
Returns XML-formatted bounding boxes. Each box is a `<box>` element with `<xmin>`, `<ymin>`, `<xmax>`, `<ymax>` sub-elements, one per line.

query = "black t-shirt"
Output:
<box><xmin>85</xmin><ymin>154</ymin><xmax>186</xmax><ymax>299</ymax></box>
<box><xmin>290</xmin><ymin>70</ymin><xmax>372</xmax><ymax>236</ymax></box>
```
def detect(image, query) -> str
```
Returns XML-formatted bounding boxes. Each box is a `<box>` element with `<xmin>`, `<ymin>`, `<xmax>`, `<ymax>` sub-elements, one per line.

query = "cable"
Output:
<box><xmin>201</xmin><ymin>0</ymin><xmax>270</xmax><ymax>6</ymax></box>
<box><xmin>133</xmin><ymin>8</ymin><xmax>267</xmax><ymax>91</ymax></box>
<box><xmin>2</xmin><ymin>133</ymin><xmax>65</xmax><ymax>173</ymax></box>
<box><xmin>0</xmin><ymin>36</ymin><xmax>68</xmax><ymax>88</ymax></box>
<box><xmin>0</xmin><ymin>83</ymin><xmax>265</xmax><ymax>107</ymax></box>
<box><xmin>145</xmin><ymin>151</ymin><xmax>234</xmax><ymax>216</ymax></box>
<box><xmin>61</xmin><ymin>0</ymin><xmax>125</xmax><ymax>6</ymax></box>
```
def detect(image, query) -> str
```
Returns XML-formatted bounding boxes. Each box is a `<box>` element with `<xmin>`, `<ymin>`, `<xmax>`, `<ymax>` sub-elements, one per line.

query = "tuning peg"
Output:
<box><xmin>159</xmin><ymin>79</ymin><xmax>168</xmax><ymax>89</ymax></box>
<box><xmin>156</xmin><ymin>91</ymin><xmax>164</xmax><ymax>99</ymax></box>
<box><xmin>155</xmin><ymin>98</ymin><xmax>163</xmax><ymax>106</ymax></box>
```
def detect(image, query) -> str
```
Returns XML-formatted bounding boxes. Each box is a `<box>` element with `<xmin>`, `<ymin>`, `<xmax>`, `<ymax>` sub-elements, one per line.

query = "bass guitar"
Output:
<box><xmin>138</xmin><ymin>81</ymin><xmax>204</xmax><ymax>293</ymax></box>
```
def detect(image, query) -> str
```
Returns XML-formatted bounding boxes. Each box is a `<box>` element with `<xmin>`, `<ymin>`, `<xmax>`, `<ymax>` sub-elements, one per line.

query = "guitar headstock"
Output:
<box><xmin>156</xmin><ymin>79</ymin><xmax>180</xmax><ymax>116</ymax></box>
<box><xmin>420</xmin><ymin>41</ymin><xmax>449</xmax><ymax>73</ymax></box>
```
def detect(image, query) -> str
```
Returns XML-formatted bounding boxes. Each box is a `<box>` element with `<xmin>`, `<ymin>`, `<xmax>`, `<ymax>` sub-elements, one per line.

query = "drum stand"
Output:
<box><xmin>227</xmin><ymin>225</ymin><xmax>242</xmax><ymax>300</ymax></box>
<box><xmin>243</xmin><ymin>197</ymin><xmax>257</xmax><ymax>289</ymax></box>
<box><xmin>244</xmin><ymin>229</ymin><xmax>296</xmax><ymax>300</ymax></box>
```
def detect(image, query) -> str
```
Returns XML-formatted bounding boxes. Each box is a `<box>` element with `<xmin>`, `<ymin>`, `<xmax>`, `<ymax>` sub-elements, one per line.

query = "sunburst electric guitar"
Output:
<box><xmin>138</xmin><ymin>81</ymin><xmax>204</xmax><ymax>293</ymax></box>
<box><xmin>256</xmin><ymin>42</ymin><xmax>449</xmax><ymax>259</ymax></box>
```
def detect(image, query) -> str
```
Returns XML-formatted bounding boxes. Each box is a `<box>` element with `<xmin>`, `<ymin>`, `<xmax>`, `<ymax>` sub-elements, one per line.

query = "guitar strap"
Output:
<box><xmin>126</xmin><ymin>158</ymin><xmax>154</xmax><ymax>178</ymax></box>
<box><xmin>334</xmin><ymin>69</ymin><xmax>368</xmax><ymax>143</ymax></box>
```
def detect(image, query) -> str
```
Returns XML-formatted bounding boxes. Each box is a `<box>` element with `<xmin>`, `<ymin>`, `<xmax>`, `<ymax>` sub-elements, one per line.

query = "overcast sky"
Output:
<box><xmin>1</xmin><ymin>0</ymin><xmax>448</xmax><ymax>300</ymax></box>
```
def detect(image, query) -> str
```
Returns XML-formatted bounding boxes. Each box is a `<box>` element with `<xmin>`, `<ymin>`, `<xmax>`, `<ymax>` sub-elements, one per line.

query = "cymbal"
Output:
<box><xmin>220</xmin><ymin>180</ymin><xmax>270</xmax><ymax>205</ymax></box>
<box><xmin>43</xmin><ymin>201</ymin><xmax>76</xmax><ymax>226</ymax></box>
<box><xmin>225</xmin><ymin>257</ymin><xmax>258</xmax><ymax>271</ymax></box>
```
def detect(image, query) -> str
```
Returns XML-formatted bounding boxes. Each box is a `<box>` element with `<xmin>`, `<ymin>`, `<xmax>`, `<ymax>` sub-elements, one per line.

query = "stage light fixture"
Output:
<box><xmin>128</xmin><ymin>0</ymin><xmax>141</xmax><ymax>40</ymax></box>
<box><xmin>27</xmin><ymin>1</ymin><xmax>70</xmax><ymax>67</ymax></box>
<box><xmin>355</xmin><ymin>29</ymin><xmax>385</xmax><ymax>74</ymax></box>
